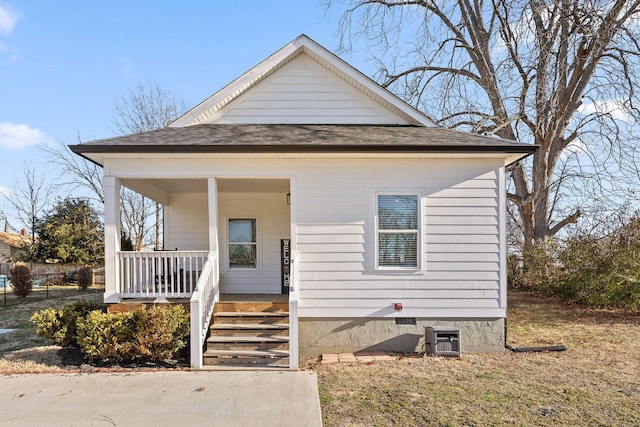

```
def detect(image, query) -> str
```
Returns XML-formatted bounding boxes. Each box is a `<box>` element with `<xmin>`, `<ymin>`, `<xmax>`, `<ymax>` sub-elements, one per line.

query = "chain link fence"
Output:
<box><xmin>1</xmin><ymin>268</ymin><xmax>105</xmax><ymax>307</ymax></box>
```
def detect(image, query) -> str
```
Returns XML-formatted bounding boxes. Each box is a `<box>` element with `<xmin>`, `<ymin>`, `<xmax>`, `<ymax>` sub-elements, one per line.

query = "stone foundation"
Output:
<box><xmin>299</xmin><ymin>318</ymin><xmax>505</xmax><ymax>355</ymax></box>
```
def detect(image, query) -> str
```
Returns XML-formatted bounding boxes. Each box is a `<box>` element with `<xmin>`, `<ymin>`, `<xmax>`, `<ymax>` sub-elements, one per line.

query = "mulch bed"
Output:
<box><xmin>1</xmin><ymin>346</ymin><xmax>190</xmax><ymax>375</ymax></box>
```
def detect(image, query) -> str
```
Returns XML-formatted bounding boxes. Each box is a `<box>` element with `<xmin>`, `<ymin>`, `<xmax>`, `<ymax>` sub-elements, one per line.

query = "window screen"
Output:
<box><xmin>377</xmin><ymin>195</ymin><xmax>418</xmax><ymax>267</ymax></box>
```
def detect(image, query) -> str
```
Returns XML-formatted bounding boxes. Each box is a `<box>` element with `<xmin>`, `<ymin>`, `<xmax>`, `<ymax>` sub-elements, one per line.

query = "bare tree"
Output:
<box><xmin>42</xmin><ymin>137</ymin><xmax>104</xmax><ymax>203</ymax></box>
<box><xmin>111</xmin><ymin>81</ymin><xmax>185</xmax><ymax>135</ymax></box>
<box><xmin>4</xmin><ymin>163</ymin><xmax>55</xmax><ymax>241</ymax></box>
<box><xmin>329</xmin><ymin>0</ymin><xmax>640</xmax><ymax>255</ymax></box>
<box><xmin>111</xmin><ymin>81</ymin><xmax>186</xmax><ymax>250</ymax></box>
<box><xmin>120</xmin><ymin>186</ymin><xmax>156</xmax><ymax>251</ymax></box>
<box><xmin>43</xmin><ymin>81</ymin><xmax>185</xmax><ymax>251</ymax></box>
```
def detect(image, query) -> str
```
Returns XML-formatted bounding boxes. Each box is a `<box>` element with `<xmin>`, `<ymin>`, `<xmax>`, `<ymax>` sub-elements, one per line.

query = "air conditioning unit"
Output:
<box><xmin>425</xmin><ymin>326</ymin><xmax>461</xmax><ymax>357</ymax></box>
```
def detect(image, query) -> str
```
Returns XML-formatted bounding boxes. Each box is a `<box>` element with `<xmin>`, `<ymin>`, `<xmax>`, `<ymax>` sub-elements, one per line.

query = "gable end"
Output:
<box><xmin>171</xmin><ymin>35</ymin><xmax>436</xmax><ymax>127</ymax></box>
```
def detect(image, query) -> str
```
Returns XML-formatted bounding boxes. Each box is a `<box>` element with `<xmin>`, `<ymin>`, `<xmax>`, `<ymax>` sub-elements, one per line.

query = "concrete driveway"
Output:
<box><xmin>0</xmin><ymin>370</ymin><xmax>322</xmax><ymax>426</ymax></box>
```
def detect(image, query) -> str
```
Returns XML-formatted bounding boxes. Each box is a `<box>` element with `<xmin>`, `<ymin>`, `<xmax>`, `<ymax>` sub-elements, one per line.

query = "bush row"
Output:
<box><xmin>8</xmin><ymin>263</ymin><xmax>96</xmax><ymax>298</ymax></box>
<box><xmin>31</xmin><ymin>302</ymin><xmax>190</xmax><ymax>363</ymax></box>
<box><xmin>509</xmin><ymin>234</ymin><xmax>640</xmax><ymax>311</ymax></box>
<box><xmin>31</xmin><ymin>300</ymin><xmax>107</xmax><ymax>347</ymax></box>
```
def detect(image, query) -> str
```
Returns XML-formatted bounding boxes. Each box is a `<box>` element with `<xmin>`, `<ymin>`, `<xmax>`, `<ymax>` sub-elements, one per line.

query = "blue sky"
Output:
<box><xmin>0</xmin><ymin>1</ymin><xmax>362</xmax><ymax>227</ymax></box>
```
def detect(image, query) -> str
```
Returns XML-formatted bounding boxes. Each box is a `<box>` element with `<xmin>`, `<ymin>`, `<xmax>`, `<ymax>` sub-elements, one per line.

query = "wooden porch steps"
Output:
<box><xmin>210</xmin><ymin>323</ymin><xmax>289</xmax><ymax>330</ymax></box>
<box><xmin>203</xmin><ymin>301</ymin><xmax>290</xmax><ymax>368</ymax></box>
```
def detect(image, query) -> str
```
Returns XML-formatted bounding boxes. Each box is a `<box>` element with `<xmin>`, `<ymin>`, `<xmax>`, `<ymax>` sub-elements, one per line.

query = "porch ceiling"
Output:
<box><xmin>121</xmin><ymin>178</ymin><xmax>289</xmax><ymax>198</ymax></box>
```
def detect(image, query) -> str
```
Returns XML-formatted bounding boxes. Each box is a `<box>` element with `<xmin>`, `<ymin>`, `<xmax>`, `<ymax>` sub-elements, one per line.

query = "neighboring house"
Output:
<box><xmin>71</xmin><ymin>35</ymin><xmax>537</xmax><ymax>369</ymax></box>
<box><xmin>0</xmin><ymin>230</ymin><xmax>30</xmax><ymax>270</ymax></box>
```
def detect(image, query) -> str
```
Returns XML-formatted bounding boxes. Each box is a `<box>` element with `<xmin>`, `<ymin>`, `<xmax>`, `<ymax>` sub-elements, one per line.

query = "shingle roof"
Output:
<box><xmin>0</xmin><ymin>232</ymin><xmax>31</xmax><ymax>248</ymax></box>
<box><xmin>70</xmin><ymin>124</ymin><xmax>537</xmax><ymax>154</ymax></box>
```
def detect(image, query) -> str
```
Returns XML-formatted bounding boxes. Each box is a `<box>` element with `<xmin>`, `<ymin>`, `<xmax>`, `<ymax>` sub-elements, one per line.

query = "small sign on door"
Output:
<box><xmin>281</xmin><ymin>239</ymin><xmax>290</xmax><ymax>294</ymax></box>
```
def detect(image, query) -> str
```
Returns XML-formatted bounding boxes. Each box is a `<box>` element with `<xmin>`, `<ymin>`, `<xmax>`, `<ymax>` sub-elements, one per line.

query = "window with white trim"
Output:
<box><xmin>377</xmin><ymin>194</ymin><xmax>419</xmax><ymax>268</ymax></box>
<box><xmin>228</xmin><ymin>218</ymin><xmax>257</xmax><ymax>269</ymax></box>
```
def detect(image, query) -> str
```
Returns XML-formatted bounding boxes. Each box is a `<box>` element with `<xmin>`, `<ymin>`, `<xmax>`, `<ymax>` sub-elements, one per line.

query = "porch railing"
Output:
<box><xmin>118</xmin><ymin>251</ymin><xmax>208</xmax><ymax>299</ymax></box>
<box><xmin>190</xmin><ymin>251</ymin><xmax>219</xmax><ymax>369</ymax></box>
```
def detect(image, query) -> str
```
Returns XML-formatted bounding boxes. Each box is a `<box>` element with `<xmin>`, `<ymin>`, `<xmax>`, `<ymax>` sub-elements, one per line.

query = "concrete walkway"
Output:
<box><xmin>0</xmin><ymin>370</ymin><xmax>322</xmax><ymax>427</ymax></box>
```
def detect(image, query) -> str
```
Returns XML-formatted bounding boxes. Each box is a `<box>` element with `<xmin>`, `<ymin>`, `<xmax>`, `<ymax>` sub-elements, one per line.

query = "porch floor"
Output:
<box><xmin>115</xmin><ymin>293</ymin><xmax>289</xmax><ymax>304</ymax></box>
<box><xmin>110</xmin><ymin>294</ymin><xmax>288</xmax><ymax>315</ymax></box>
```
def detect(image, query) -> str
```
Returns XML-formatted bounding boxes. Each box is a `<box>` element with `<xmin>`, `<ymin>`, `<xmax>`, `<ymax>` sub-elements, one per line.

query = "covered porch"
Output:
<box><xmin>102</xmin><ymin>176</ymin><xmax>298</xmax><ymax>369</ymax></box>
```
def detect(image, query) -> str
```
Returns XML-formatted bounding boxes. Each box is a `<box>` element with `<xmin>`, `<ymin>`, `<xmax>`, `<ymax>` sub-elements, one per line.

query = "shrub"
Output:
<box><xmin>31</xmin><ymin>300</ymin><xmax>107</xmax><ymax>347</ymax></box>
<box><xmin>10</xmin><ymin>262</ymin><xmax>32</xmax><ymax>298</ymax></box>
<box><xmin>77</xmin><ymin>267</ymin><xmax>93</xmax><ymax>290</ymax></box>
<box><xmin>132</xmin><ymin>305</ymin><xmax>190</xmax><ymax>361</ymax></box>
<box><xmin>508</xmin><ymin>243</ymin><xmax>558</xmax><ymax>293</ymax></box>
<box><xmin>77</xmin><ymin>311</ymin><xmax>135</xmax><ymax>362</ymax></box>
<box><xmin>557</xmin><ymin>235</ymin><xmax>640</xmax><ymax>309</ymax></box>
<box><xmin>33</xmin><ymin>302</ymin><xmax>189</xmax><ymax>363</ymax></box>
<box><xmin>31</xmin><ymin>308</ymin><xmax>66</xmax><ymax>344</ymax></box>
<box><xmin>75</xmin><ymin>304</ymin><xmax>190</xmax><ymax>363</ymax></box>
<box><xmin>511</xmin><ymin>228</ymin><xmax>640</xmax><ymax>311</ymax></box>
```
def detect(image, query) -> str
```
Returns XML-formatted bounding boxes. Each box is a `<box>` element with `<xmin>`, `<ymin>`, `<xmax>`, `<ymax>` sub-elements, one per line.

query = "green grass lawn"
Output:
<box><xmin>311</xmin><ymin>292</ymin><xmax>640</xmax><ymax>426</ymax></box>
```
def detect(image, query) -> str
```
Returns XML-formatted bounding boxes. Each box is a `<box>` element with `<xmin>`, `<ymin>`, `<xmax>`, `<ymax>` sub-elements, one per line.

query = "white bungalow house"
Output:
<box><xmin>71</xmin><ymin>35</ymin><xmax>536</xmax><ymax>369</ymax></box>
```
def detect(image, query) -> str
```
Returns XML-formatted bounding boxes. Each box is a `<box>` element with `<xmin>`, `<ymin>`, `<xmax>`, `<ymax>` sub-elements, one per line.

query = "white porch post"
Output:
<box><xmin>189</xmin><ymin>177</ymin><xmax>219</xmax><ymax>369</ymax></box>
<box><xmin>288</xmin><ymin>176</ymin><xmax>299</xmax><ymax>369</ymax></box>
<box><xmin>104</xmin><ymin>176</ymin><xmax>122</xmax><ymax>303</ymax></box>
<box><xmin>208</xmin><ymin>178</ymin><xmax>219</xmax><ymax>274</ymax></box>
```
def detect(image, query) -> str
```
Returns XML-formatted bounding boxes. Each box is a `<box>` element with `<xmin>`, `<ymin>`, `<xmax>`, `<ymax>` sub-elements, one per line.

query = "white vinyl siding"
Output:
<box><xmin>218</xmin><ymin>192</ymin><xmax>290</xmax><ymax>294</ymax></box>
<box><xmin>207</xmin><ymin>56</ymin><xmax>409</xmax><ymax>125</ymax></box>
<box><xmin>162</xmin><ymin>190</ymin><xmax>289</xmax><ymax>294</ymax></box>
<box><xmin>293</xmin><ymin>158</ymin><xmax>503</xmax><ymax>318</ymax></box>
<box><xmin>108</xmin><ymin>156</ymin><xmax>504</xmax><ymax>316</ymax></box>
<box><xmin>163</xmin><ymin>193</ymin><xmax>208</xmax><ymax>251</ymax></box>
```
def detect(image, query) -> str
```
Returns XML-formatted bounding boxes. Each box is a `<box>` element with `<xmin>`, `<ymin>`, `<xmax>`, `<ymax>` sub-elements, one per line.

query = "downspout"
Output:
<box><xmin>504</xmin><ymin>308</ymin><xmax>567</xmax><ymax>353</ymax></box>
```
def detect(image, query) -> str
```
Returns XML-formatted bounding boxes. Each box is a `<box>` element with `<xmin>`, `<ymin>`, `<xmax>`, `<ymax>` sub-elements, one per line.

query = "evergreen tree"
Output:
<box><xmin>32</xmin><ymin>198</ymin><xmax>104</xmax><ymax>264</ymax></box>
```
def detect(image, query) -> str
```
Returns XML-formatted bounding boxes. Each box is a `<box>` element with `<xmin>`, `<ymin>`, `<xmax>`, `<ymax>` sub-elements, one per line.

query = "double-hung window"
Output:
<box><xmin>377</xmin><ymin>194</ymin><xmax>419</xmax><ymax>269</ymax></box>
<box><xmin>228</xmin><ymin>218</ymin><xmax>257</xmax><ymax>269</ymax></box>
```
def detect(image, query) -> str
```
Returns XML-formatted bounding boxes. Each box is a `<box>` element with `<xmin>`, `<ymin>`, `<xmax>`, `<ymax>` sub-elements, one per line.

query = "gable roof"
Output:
<box><xmin>71</xmin><ymin>124</ymin><xmax>537</xmax><ymax>165</ymax></box>
<box><xmin>70</xmin><ymin>35</ymin><xmax>537</xmax><ymax>165</ymax></box>
<box><xmin>170</xmin><ymin>35</ymin><xmax>437</xmax><ymax>127</ymax></box>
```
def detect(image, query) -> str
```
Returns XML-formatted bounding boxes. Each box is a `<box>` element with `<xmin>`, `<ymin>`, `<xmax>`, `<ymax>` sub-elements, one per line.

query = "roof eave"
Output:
<box><xmin>70</xmin><ymin>143</ymin><xmax>537</xmax><ymax>154</ymax></box>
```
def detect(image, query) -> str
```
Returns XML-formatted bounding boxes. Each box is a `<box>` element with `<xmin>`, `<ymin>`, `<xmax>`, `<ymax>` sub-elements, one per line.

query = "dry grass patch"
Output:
<box><xmin>0</xmin><ymin>346</ymin><xmax>67</xmax><ymax>373</ymax></box>
<box><xmin>314</xmin><ymin>292</ymin><xmax>640</xmax><ymax>426</ymax></box>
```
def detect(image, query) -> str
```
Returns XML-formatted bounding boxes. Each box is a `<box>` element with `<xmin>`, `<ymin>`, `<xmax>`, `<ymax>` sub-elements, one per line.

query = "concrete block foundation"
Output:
<box><xmin>299</xmin><ymin>318</ymin><xmax>505</xmax><ymax>355</ymax></box>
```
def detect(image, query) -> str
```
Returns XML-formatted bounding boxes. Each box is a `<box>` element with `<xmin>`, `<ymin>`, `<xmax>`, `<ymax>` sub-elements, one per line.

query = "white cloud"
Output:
<box><xmin>0</xmin><ymin>122</ymin><xmax>52</xmax><ymax>150</ymax></box>
<box><xmin>0</xmin><ymin>185</ymin><xmax>10</xmax><ymax>199</ymax></box>
<box><xmin>578</xmin><ymin>99</ymin><xmax>630</xmax><ymax>122</ymax></box>
<box><xmin>0</xmin><ymin>3</ymin><xmax>18</xmax><ymax>35</ymax></box>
